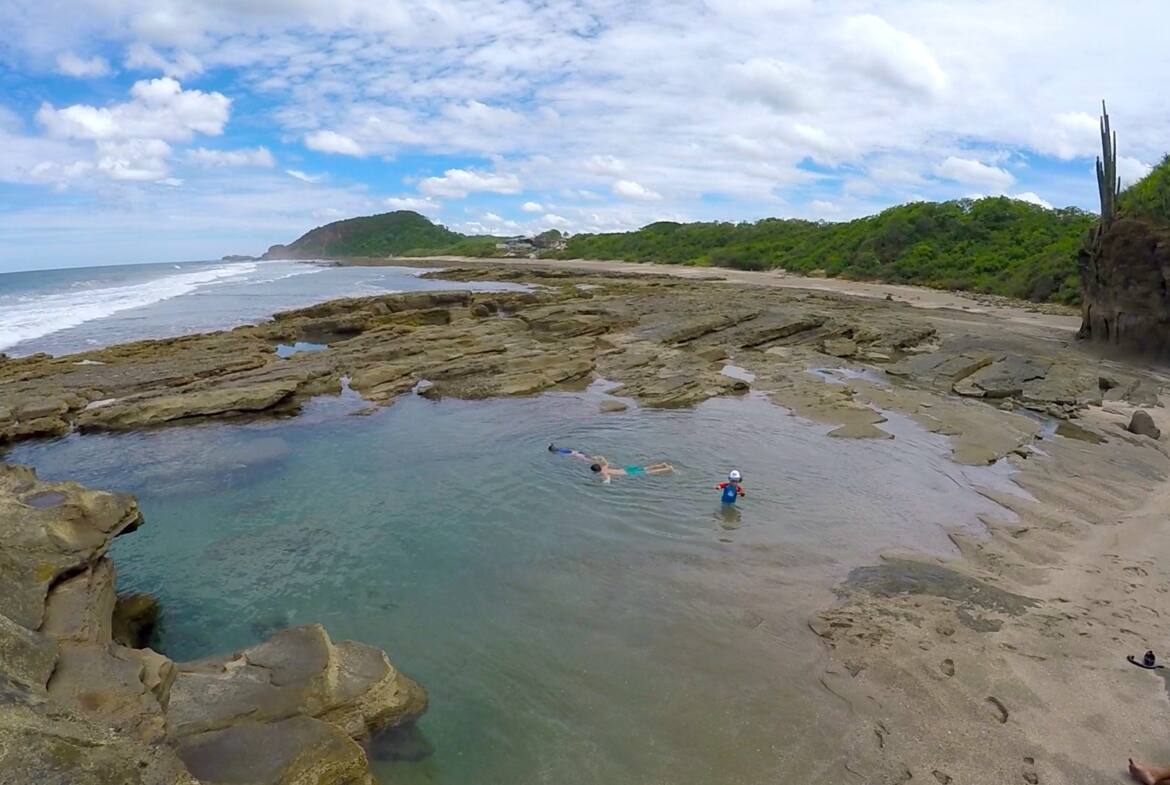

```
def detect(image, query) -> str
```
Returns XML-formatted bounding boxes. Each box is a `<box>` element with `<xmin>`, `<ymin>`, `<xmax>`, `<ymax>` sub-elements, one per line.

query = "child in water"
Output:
<box><xmin>717</xmin><ymin>470</ymin><xmax>745</xmax><ymax>504</ymax></box>
<box><xmin>548</xmin><ymin>443</ymin><xmax>590</xmax><ymax>462</ymax></box>
<box><xmin>590</xmin><ymin>457</ymin><xmax>674</xmax><ymax>483</ymax></box>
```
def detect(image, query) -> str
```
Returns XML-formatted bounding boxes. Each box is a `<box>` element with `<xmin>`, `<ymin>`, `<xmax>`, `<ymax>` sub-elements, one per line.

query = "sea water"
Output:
<box><xmin>0</xmin><ymin>260</ymin><xmax>522</xmax><ymax>357</ymax></box>
<box><xmin>6</xmin><ymin>382</ymin><xmax>1017</xmax><ymax>784</ymax></box>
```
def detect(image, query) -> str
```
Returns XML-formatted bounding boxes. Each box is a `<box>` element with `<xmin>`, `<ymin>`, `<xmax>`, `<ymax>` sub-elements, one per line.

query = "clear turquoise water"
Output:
<box><xmin>7</xmin><ymin>383</ymin><xmax>1017</xmax><ymax>783</ymax></box>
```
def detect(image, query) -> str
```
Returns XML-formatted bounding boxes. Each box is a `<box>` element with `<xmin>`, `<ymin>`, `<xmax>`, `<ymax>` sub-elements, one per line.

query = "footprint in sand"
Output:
<box><xmin>932</xmin><ymin>771</ymin><xmax>953</xmax><ymax>784</ymax></box>
<box><xmin>1022</xmin><ymin>756</ymin><xmax>1039</xmax><ymax>783</ymax></box>
<box><xmin>986</xmin><ymin>696</ymin><xmax>1009</xmax><ymax>724</ymax></box>
<box><xmin>941</xmin><ymin>658</ymin><xmax>955</xmax><ymax>677</ymax></box>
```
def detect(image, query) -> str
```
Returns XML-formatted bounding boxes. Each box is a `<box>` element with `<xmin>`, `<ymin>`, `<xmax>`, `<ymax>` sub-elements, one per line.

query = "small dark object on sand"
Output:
<box><xmin>1127</xmin><ymin>650</ymin><xmax>1165</xmax><ymax>670</ymax></box>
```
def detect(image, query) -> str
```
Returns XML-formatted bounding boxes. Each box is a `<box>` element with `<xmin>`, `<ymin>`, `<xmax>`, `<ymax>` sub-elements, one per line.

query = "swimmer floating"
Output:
<box><xmin>717</xmin><ymin>469</ymin><xmax>745</xmax><ymax>504</ymax></box>
<box><xmin>590</xmin><ymin>458</ymin><xmax>675</xmax><ymax>483</ymax></box>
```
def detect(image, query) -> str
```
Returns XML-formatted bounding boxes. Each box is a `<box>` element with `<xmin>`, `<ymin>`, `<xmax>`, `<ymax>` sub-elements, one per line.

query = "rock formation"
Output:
<box><xmin>0</xmin><ymin>463</ymin><xmax>426</xmax><ymax>785</ymax></box>
<box><xmin>1078</xmin><ymin>216</ymin><xmax>1170</xmax><ymax>358</ymax></box>
<box><xmin>1078</xmin><ymin>103</ymin><xmax>1170</xmax><ymax>358</ymax></box>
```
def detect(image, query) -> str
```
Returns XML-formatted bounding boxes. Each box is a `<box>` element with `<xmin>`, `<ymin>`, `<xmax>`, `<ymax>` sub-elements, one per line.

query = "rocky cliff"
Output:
<box><xmin>0</xmin><ymin>463</ymin><xmax>427</xmax><ymax>785</ymax></box>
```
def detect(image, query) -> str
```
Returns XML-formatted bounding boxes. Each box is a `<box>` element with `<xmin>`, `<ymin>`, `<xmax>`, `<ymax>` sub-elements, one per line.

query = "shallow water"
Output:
<box><xmin>8</xmin><ymin>384</ymin><xmax>1016</xmax><ymax>784</ymax></box>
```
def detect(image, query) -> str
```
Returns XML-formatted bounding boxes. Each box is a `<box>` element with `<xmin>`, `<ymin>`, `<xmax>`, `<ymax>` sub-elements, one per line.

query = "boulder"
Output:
<box><xmin>600</xmin><ymin>400</ymin><xmax>629</xmax><ymax>413</ymax></box>
<box><xmin>1128</xmin><ymin>410</ymin><xmax>1162</xmax><ymax>440</ymax></box>
<box><xmin>167</xmin><ymin>624</ymin><xmax>426</xmax><ymax>740</ymax></box>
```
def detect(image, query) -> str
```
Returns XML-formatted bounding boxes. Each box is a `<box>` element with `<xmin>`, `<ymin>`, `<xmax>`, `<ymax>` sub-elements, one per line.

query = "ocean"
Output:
<box><xmin>0</xmin><ymin>259</ymin><xmax>522</xmax><ymax>357</ymax></box>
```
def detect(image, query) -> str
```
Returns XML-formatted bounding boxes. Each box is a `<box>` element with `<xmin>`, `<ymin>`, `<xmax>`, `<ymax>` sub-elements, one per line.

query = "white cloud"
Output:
<box><xmin>385</xmin><ymin>196</ymin><xmax>441</xmax><ymax>212</ymax></box>
<box><xmin>1012</xmin><ymin>191</ymin><xmax>1053</xmax><ymax>209</ymax></box>
<box><xmin>725</xmin><ymin>58</ymin><xmax>810</xmax><ymax>110</ymax></box>
<box><xmin>125</xmin><ymin>43</ymin><xmax>204</xmax><ymax>79</ymax></box>
<box><xmin>809</xmin><ymin>199</ymin><xmax>841</xmax><ymax>214</ymax></box>
<box><xmin>56</xmin><ymin>53</ymin><xmax>112</xmax><ymax>78</ymax></box>
<box><xmin>541</xmin><ymin>213</ymin><xmax>570</xmax><ymax>227</ymax></box>
<box><xmin>286</xmin><ymin>169</ymin><xmax>324</xmax><ymax>183</ymax></box>
<box><xmin>418</xmin><ymin>168</ymin><xmax>521</xmax><ymax>197</ymax></box>
<box><xmin>934</xmin><ymin>156</ymin><xmax>1015</xmax><ymax>190</ymax></box>
<box><xmin>1117</xmin><ymin>155</ymin><xmax>1153</xmax><ymax>187</ymax></box>
<box><xmin>521</xmin><ymin>201</ymin><xmax>544</xmax><ymax>213</ymax></box>
<box><xmin>186</xmin><ymin>147</ymin><xmax>275</xmax><ymax>167</ymax></box>
<box><xmin>38</xmin><ymin>78</ymin><xmax>229</xmax><ymax>142</ymax></box>
<box><xmin>304</xmin><ymin>130</ymin><xmax>365</xmax><ymax>157</ymax></box>
<box><xmin>584</xmin><ymin>155</ymin><xmax>627</xmax><ymax>176</ymax></box>
<box><xmin>838</xmin><ymin>15</ymin><xmax>947</xmax><ymax>96</ymax></box>
<box><xmin>613</xmin><ymin>180</ymin><xmax>662</xmax><ymax>201</ymax></box>
<box><xmin>95</xmin><ymin>138</ymin><xmax>172</xmax><ymax>181</ymax></box>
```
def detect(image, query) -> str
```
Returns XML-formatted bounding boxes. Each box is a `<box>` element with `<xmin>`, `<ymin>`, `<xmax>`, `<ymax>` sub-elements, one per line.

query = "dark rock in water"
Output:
<box><xmin>369</xmin><ymin>722</ymin><xmax>435</xmax><ymax>763</ymax></box>
<box><xmin>1128</xmin><ymin>409</ymin><xmax>1161</xmax><ymax>440</ymax></box>
<box><xmin>1078</xmin><ymin>216</ymin><xmax>1170</xmax><ymax>359</ymax></box>
<box><xmin>112</xmin><ymin>593</ymin><xmax>159</xmax><ymax>649</ymax></box>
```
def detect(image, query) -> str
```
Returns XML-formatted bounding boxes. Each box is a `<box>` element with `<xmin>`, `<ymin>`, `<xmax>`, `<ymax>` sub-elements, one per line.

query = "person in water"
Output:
<box><xmin>548</xmin><ymin>443</ymin><xmax>590</xmax><ymax>461</ymax></box>
<box><xmin>717</xmin><ymin>469</ymin><xmax>745</xmax><ymax>504</ymax></box>
<box><xmin>589</xmin><ymin>457</ymin><xmax>674</xmax><ymax>483</ymax></box>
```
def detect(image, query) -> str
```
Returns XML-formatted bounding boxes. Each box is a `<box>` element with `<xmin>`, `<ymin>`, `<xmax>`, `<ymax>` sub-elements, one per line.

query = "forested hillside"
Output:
<box><xmin>553</xmin><ymin>198</ymin><xmax>1094</xmax><ymax>304</ymax></box>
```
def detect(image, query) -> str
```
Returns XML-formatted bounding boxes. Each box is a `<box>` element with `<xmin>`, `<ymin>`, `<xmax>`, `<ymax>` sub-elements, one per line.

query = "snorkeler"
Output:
<box><xmin>548</xmin><ymin>443</ymin><xmax>590</xmax><ymax>461</ymax></box>
<box><xmin>590</xmin><ymin>457</ymin><xmax>674</xmax><ymax>483</ymax></box>
<box><xmin>717</xmin><ymin>469</ymin><xmax>745</xmax><ymax>504</ymax></box>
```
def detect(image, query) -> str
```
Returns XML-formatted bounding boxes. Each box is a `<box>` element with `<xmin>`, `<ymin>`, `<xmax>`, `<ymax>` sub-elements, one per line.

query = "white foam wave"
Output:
<box><xmin>0</xmin><ymin>263</ymin><xmax>257</xmax><ymax>352</ymax></box>
<box><xmin>245</xmin><ymin>266</ymin><xmax>326</xmax><ymax>285</ymax></box>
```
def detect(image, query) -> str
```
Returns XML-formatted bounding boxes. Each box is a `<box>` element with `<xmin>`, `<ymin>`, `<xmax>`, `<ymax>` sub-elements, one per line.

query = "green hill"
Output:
<box><xmin>262</xmin><ymin>211</ymin><xmax>466</xmax><ymax>259</ymax></box>
<box><xmin>552</xmin><ymin>198</ymin><xmax>1095</xmax><ymax>304</ymax></box>
<box><xmin>1119</xmin><ymin>155</ymin><xmax>1170</xmax><ymax>223</ymax></box>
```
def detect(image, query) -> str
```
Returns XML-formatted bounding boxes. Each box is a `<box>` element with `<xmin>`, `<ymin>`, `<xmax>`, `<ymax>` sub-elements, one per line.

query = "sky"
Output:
<box><xmin>0</xmin><ymin>0</ymin><xmax>1168</xmax><ymax>271</ymax></box>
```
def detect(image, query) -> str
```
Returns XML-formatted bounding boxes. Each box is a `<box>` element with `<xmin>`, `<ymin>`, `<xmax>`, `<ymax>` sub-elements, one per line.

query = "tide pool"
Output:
<box><xmin>7</xmin><ymin>382</ymin><xmax>1015</xmax><ymax>784</ymax></box>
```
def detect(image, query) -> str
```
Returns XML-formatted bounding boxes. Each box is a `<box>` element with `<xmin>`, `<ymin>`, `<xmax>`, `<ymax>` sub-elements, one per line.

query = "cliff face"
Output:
<box><xmin>1078</xmin><ymin>216</ymin><xmax>1170</xmax><ymax>359</ymax></box>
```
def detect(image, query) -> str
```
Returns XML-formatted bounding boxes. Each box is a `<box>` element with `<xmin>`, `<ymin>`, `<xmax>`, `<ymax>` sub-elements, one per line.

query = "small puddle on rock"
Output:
<box><xmin>1054</xmin><ymin>420</ymin><xmax>1107</xmax><ymax>444</ymax></box>
<box><xmin>23</xmin><ymin>491</ymin><xmax>68</xmax><ymax>508</ymax></box>
<box><xmin>808</xmin><ymin>367</ymin><xmax>887</xmax><ymax>386</ymax></box>
<box><xmin>275</xmin><ymin>342</ymin><xmax>329</xmax><ymax>359</ymax></box>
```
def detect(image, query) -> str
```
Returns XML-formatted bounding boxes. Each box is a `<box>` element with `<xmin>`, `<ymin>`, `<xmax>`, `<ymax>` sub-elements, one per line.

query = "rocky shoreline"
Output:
<box><xmin>3</xmin><ymin>260</ymin><xmax>1169</xmax><ymax>784</ymax></box>
<box><xmin>0</xmin><ymin>463</ymin><xmax>426</xmax><ymax>785</ymax></box>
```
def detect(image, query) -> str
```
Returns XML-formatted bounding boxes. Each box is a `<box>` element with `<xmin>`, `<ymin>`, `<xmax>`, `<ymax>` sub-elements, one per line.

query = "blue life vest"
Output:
<box><xmin>721</xmin><ymin>483</ymin><xmax>739</xmax><ymax>504</ymax></box>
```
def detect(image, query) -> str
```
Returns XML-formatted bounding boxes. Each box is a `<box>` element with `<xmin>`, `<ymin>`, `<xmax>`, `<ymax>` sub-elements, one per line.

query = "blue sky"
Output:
<box><xmin>0</xmin><ymin>0</ymin><xmax>1168</xmax><ymax>272</ymax></box>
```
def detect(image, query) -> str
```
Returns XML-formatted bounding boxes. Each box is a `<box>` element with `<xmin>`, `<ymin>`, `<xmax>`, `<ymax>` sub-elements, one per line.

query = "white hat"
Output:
<box><xmin>728</xmin><ymin>469</ymin><xmax>742</xmax><ymax>482</ymax></box>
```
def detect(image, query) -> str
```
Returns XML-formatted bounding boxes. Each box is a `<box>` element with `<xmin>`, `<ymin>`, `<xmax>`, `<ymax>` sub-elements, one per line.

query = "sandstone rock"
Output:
<box><xmin>0</xmin><ymin>611</ymin><xmax>58</xmax><ymax>690</ymax></box>
<box><xmin>0</xmin><ymin>683</ymin><xmax>196</xmax><ymax>785</ymax></box>
<box><xmin>600</xmin><ymin>400</ymin><xmax>629</xmax><ymax>413</ymax></box>
<box><xmin>42</xmin><ymin>558</ymin><xmax>117</xmax><ymax>644</ymax></box>
<box><xmin>112</xmin><ymin>593</ymin><xmax>160</xmax><ymax>649</ymax></box>
<box><xmin>168</xmin><ymin>624</ymin><xmax>426</xmax><ymax>740</ymax></box>
<box><xmin>0</xmin><ymin>464</ymin><xmax>142</xmax><ymax>630</ymax></box>
<box><xmin>47</xmin><ymin>642</ymin><xmax>171</xmax><ymax>742</ymax></box>
<box><xmin>176</xmin><ymin>717</ymin><xmax>373</xmax><ymax>785</ymax></box>
<box><xmin>739</xmin><ymin>317</ymin><xmax>824</xmax><ymax>348</ymax></box>
<box><xmin>78</xmin><ymin>381</ymin><xmax>301</xmax><ymax>431</ymax></box>
<box><xmin>1128</xmin><ymin>410</ymin><xmax>1162</xmax><ymax>440</ymax></box>
<box><xmin>822</xmin><ymin>338</ymin><xmax>858</xmax><ymax>358</ymax></box>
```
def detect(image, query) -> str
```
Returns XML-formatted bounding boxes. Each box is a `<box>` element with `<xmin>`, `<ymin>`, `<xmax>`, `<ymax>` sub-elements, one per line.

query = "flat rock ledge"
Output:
<box><xmin>0</xmin><ymin>463</ymin><xmax>426</xmax><ymax>785</ymax></box>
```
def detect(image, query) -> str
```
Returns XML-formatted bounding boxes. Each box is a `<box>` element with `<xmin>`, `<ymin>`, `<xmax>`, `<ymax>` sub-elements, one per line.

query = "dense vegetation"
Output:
<box><xmin>1119</xmin><ymin>155</ymin><xmax>1170</xmax><ymax>222</ymax></box>
<box><xmin>263</xmin><ymin>211</ymin><xmax>465</xmax><ymax>259</ymax></box>
<box><xmin>552</xmin><ymin>198</ymin><xmax>1095</xmax><ymax>304</ymax></box>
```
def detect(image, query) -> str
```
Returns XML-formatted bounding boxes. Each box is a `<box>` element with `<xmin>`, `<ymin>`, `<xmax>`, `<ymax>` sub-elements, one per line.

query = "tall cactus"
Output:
<box><xmin>1096</xmin><ymin>100</ymin><xmax>1120</xmax><ymax>226</ymax></box>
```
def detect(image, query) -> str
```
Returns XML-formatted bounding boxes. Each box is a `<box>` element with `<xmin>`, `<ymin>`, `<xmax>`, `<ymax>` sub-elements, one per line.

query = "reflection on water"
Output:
<box><xmin>7</xmin><ymin>383</ymin><xmax>1015</xmax><ymax>784</ymax></box>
